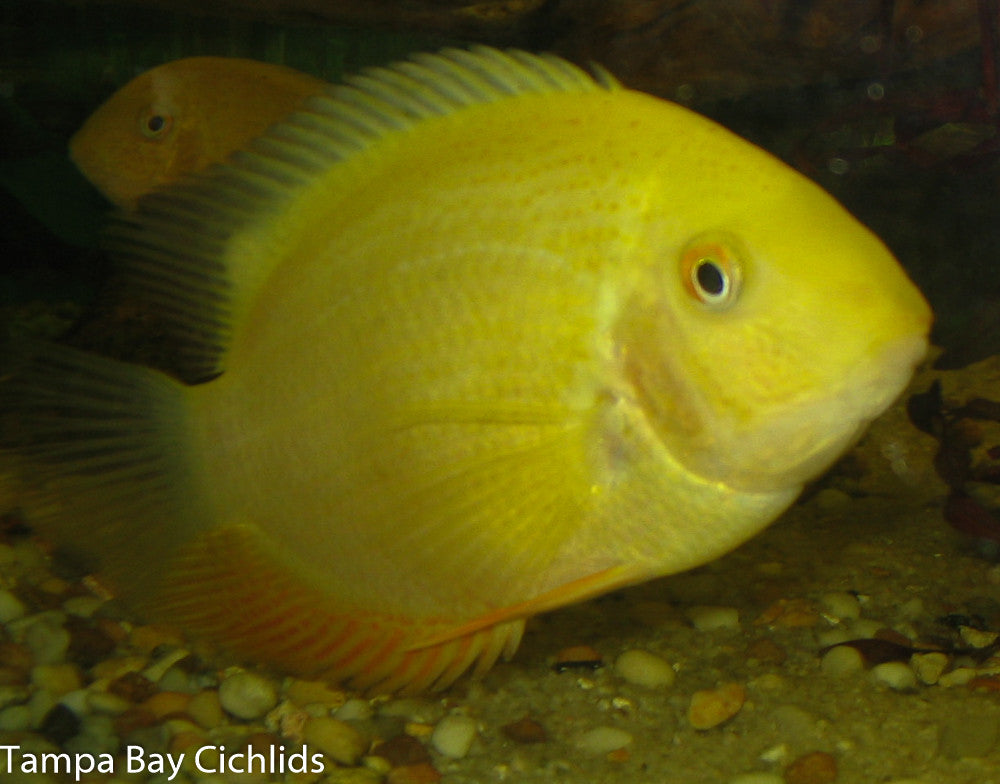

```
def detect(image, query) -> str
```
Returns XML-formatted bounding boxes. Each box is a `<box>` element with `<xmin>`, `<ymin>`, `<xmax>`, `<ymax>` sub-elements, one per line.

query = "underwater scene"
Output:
<box><xmin>1</xmin><ymin>1</ymin><xmax>1000</xmax><ymax>782</ymax></box>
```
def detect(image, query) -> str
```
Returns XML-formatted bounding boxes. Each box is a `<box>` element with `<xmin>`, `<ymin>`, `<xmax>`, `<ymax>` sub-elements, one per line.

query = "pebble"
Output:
<box><xmin>870</xmin><ymin>661</ymin><xmax>917</xmax><ymax>691</ymax></box>
<box><xmin>501</xmin><ymin>716</ymin><xmax>548</xmax><ymax>744</ymax></box>
<box><xmin>20</xmin><ymin>612</ymin><xmax>71</xmax><ymax>664</ymax></box>
<box><xmin>755</xmin><ymin>599</ymin><xmax>820</xmax><ymax>628</ymax></box>
<box><xmin>31</xmin><ymin>663</ymin><xmax>83</xmax><ymax>697</ymax></box>
<box><xmin>371</xmin><ymin>733</ymin><xmax>432</xmax><ymax>767</ymax></box>
<box><xmin>820</xmin><ymin>645</ymin><xmax>864</xmax><ymax>677</ymax></box>
<box><xmin>614</xmin><ymin>649</ymin><xmax>676</xmax><ymax>688</ymax></box>
<box><xmin>553</xmin><ymin>644</ymin><xmax>604</xmax><ymax>671</ymax></box>
<box><xmin>959</xmin><ymin>625</ymin><xmax>999</xmax><ymax>648</ymax></box>
<box><xmin>302</xmin><ymin>714</ymin><xmax>369</xmax><ymax>765</ymax></box>
<box><xmin>574</xmin><ymin>726</ymin><xmax>634</xmax><ymax>754</ymax></box>
<box><xmin>218</xmin><ymin>670</ymin><xmax>278</xmax><ymax>720</ymax></box>
<box><xmin>688</xmin><ymin>605</ymin><xmax>741</xmax><ymax>631</ymax></box>
<box><xmin>430</xmin><ymin>714</ymin><xmax>478</xmax><ymax>759</ymax></box>
<box><xmin>186</xmin><ymin>689</ymin><xmax>224</xmax><ymax>729</ymax></box>
<box><xmin>285</xmin><ymin>677</ymin><xmax>347</xmax><ymax>707</ymax></box>
<box><xmin>0</xmin><ymin>589</ymin><xmax>27</xmax><ymax>623</ymax></box>
<box><xmin>818</xmin><ymin>591</ymin><xmax>861</xmax><ymax>622</ymax></box>
<box><xmin>784</xmin><ymin>751</ymin><xmax>837</xmax><ymax>784</ymax></box>
<box><xmin>335</xmin><ymin>698</ymin><xmax>374</xmax><ymax>722</ymax></box>
<box><xmin>688</xmin><ymin>682</ymin><xmax>746</xmax><ymax>730</ymax></box>
<box><xmin>910</xmin><ymin>652</ymin><xmax>948</xmax><ymax>685</ymax></box>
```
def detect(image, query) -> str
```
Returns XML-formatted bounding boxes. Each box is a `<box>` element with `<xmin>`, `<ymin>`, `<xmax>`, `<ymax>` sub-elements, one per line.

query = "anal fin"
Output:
<box><xmin>152</xmin><ymin>523</ymin><xmax>527</xmax><ymax>695</ymax></box>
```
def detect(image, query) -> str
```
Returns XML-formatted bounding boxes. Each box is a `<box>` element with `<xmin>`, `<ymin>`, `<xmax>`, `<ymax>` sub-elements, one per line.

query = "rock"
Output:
<box><xmin>688</xmin><ymin>605</ymin><xmax>741</xmax><ymax>631</ymax></box>
<box><xmin>820</xmin><ymin>645</ymin><xmax>864</xmax><ymax>677</ymax></box>
<box><xmin>218</xmin><ymin>670</ymin><xmax>279</xmax><ymax>720</ymax></box>
<box><xmin>784</xmin><ymin>751</ymin><xmax>837</xmax><ymax>784</ymax></box>
<box><xmin>614</xmin><ymin>649</ymin><xmax>676</xmax><ymax>688</ymax></box>
<box><xmin>870</xmin><ymin>661</ymin><xmax>917</xmax><ymax>692</ymax></box>
<box><xmin>430</xmin><ymin>714</ymin><xmax>478</xmax><ymax>759</ymax></box>
<box><xmin>501</xmin><ymin>716</ymin><xmax>548</xmax><ymax>744</ymax></box>
<box><xmin>302</xmin><ymin>715</ymin><xmax>369</xmax><ymax>765</ymax></box>
<box><xmin>574</xmin><ymin>726</ymin><xmax>633</xmax><ymax>754</ymax></box>
<box><xmin>818</xmin><ymin>591</ymin><xmax>861</xmax><ymax>621</ymax></box>
<box><xmin>187</xmin><ymin>689</ymin><xmax>224</xmax><ymax>729</ymax></box>
<box><xmin>910</xmin><ymin>652</ymin><xmax>949</xmax><ymax>685</ymax></box>
<box><xmin>688</xmin><ymin>682</ymin><xmax>746</xmax><ymax>730</ymax></box>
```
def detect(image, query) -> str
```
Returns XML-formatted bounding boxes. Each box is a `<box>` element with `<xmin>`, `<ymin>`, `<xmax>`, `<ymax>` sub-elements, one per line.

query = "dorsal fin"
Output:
<box><xmin>101</xmin><ymin>46</ymin><xmax>619</xmax><ymax>383</ymax></box>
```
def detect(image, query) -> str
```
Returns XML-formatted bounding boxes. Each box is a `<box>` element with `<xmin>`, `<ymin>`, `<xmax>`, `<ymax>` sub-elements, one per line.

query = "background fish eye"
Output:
<box><xmin>139</xmin><ymin>110</ymin><xmax>172</xmax><ymax>139</ymax></box>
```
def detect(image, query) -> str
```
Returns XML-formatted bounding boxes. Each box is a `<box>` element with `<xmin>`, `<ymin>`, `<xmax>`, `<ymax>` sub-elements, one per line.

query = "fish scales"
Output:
<box><xmin>2</xmin><ymin>47</ymin><xmax>931</xmax><ymax>693</ymax></box>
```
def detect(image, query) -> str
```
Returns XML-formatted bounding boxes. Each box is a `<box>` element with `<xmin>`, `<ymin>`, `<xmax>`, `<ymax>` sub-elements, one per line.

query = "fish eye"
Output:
<box><xmin>681</xmin><ymin>237</ymin><xmax>742</xmax><ymax>309</ymax></box>
<box><xmin>139</xmin><ymin>109</ymin><xmax>173</xmax><ymax>139</ymax></box>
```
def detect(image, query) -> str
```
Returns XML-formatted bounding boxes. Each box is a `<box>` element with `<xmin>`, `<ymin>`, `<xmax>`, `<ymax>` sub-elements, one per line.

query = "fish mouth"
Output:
<box><xmin>684</xmin><ymin>331</ymin><xmax>930</xmax><ymax>494</ymax></box>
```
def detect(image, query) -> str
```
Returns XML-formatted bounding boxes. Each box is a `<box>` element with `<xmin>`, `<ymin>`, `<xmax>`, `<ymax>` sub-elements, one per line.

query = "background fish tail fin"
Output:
<box><xmin>0</xmin><ymin>340</ymin><xmax>205</xmax><ymax>599</ymax></box>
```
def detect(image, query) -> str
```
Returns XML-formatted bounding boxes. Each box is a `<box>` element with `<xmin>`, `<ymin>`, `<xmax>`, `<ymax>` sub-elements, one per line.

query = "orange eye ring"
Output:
<box><xmin>680</xmin><ymin>238</ymin><xmax>742</xmax><ymax>309</ymax></box>
<box><xmin>138</xmin><ymin>108</ymin><xmax>173</xmax><ymax>140</ymax></box>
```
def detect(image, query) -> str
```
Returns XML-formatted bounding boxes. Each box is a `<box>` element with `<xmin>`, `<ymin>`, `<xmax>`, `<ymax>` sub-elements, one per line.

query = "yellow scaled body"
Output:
<box><xmin>3</xmin><ymin>48</ymin><xmax>930</xmax><ymax>693</ymax></box>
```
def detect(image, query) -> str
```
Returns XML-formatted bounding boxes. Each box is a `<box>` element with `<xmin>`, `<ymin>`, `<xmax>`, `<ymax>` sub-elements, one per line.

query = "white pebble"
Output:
<box><xmin>614</xmin><ymin>649</ymin><xmax>675</xmax><ymax>688</ymax></box>
<box><xmin>819</xmin><ymin>591</ymin><xmax>861</xmax><ymax>622</ymax></box>
<box><xmin>910</xmin><ymin>652</ymin><xmax>948</xmax><ymax>685</ymax></box>
<box><xmin>431</xmin><ymin>714</ymin><xmax>478</xmax><ymax>759</ymax></box>
<box><xmin>687</xmin><ymin>605</ymin><xmax>741</xmax><ymax>631</ymax></box>
<box><xmin>938</xmin><ymin>667</ymin><xmax>977</xmax><ymax>688</ymax></box>
<box><xmin>0</xmin><ymin>589</ymin><xmax>27</xmax><ymax>623</ymax></box>
<box><xmin>871</xmin><ymin>661</ymin><xmax>917</xmax><ymax>691</ymax></box>
<box><xmin>218</xmin><ymin>670</ymin><xmax>279</xmax><ymax>719</ymax></box>
<box><xmin>335</xmin><ymin>698</ymin><xmax>374</xmax><ymax>721</ymax></box>
<box><xmin>302</xmin><ymin>715</ymin><xmax>368</xmax><ymax>765</ymax></box>
<box><xmin>820</xmin><ymin>645</ymin><xmax>864</xmax><ymax>677</ymax></box>
<box><xmin>574</xmin><ymin>726</ymin><xmax>633</xmax><ymax>755</ymax></box>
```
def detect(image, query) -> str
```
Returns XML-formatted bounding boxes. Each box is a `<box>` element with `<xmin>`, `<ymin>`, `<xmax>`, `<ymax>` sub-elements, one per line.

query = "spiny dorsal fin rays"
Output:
<box><xmin>100</xmin><ymin>47</ymin><xmax>617</xmax><ymax>384</ymax></box>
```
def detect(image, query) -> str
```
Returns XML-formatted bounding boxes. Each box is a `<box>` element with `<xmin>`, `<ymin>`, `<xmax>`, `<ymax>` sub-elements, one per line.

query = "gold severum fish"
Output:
<box><xmin>69</xmin><ymin>57</ymin><xmax>327</xmax><ymax>209</ymax></box>
<box><xmin>2</xmin><ymin>47</ymin><xmax>931</xmax><ymax>694</ymax></box>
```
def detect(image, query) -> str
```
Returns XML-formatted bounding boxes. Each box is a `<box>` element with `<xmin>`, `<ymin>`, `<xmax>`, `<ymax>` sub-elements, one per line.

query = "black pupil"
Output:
<box><xmin>695</xmin><ymin>260</ymin><xmax>726</xmax><ymax>297</ymax></box>
<box><xmin>147</xmin><ymin>115</ymin><xmax>166</xmax><ymax>133</ymax></box>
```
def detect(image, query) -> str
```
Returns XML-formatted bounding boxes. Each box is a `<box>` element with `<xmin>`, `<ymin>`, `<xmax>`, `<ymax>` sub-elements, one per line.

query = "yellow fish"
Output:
<box><xmin>3</xmin><ymin>47</ymin><xmax>930</xmax><ymax>694</ymax></box>
<box><xmin>69</xmin><ymin>56</ymin><xmax>327</xmax><ymax>209</ymax></box>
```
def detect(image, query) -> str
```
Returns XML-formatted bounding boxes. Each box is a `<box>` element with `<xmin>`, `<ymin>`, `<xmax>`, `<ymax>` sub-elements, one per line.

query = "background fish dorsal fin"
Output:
<box><xmin>102</xmin><ymin>46</ymin><xmax>619</xmax><ymax>383</ymax></box>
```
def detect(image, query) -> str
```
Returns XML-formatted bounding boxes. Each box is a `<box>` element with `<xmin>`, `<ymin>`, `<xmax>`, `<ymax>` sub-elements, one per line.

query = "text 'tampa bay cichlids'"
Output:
<box><xmin>2</xmin><ymin>47</ymin><xmax>931</xmax><ymax>694</ymax></box>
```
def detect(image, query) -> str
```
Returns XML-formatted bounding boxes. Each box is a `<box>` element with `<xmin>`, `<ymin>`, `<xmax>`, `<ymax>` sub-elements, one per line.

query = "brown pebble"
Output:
<box><xmin>372</xmin><ymin>734</ymin><xmax>432</xmax><ymax>767</ymax></box>
<box><xmin>606</xmin><ymin>747</ymin><xmax>631</xmax><ymax>762</ymax></box>
<box><xmin>107</xmin><ymin>671</ymin><xmax>158</xmax><ymax>703</ymax></box>
<box><xmin>386</xmin><ymin>762</ymin><xmax>442</xmax><ymax>784</ymax></box>
<box><xmin>0</xmin><ymin>665</ymin><xmax>28</xmax><ymax>686</ymax></box>
<box><xmin>969</xmin><ymin>675</ymin><xmax>1000</xmax><ymax>692</ymax></box>
<box><xmin>140</xmin><ymin>690</ymin><xmax>192</xmax><ymax>719</ymax></box>
<box><xmin>65</xmin><ymin>615</ymin><xmax>118</xmax><ymax>667</ymax></box>
<box><xmin>784</xmin><ymin>750</ymin><xmax>838</xmax><ymax>784</ymax></box>
<box><xmin>0</xmin><ymin>641</ymin><xmax>34</xmax><ymax>672</ymax></box>
<box><xmin>553</xmin><ymin>644</ymin><xmax>604</xmax><ymax>672</ymax></box>
<box><xmin>746</xmin><ymin>638</ymin><xmax>787</xmax><ymax>665</ymax></box>
<box><xmin>755</xmin><ymin>598</ymin><xmax>820</xmax><ymax>628</ymax></box>
<box><xmin>501</xmin><ymin>716</ymin><xmax>548</xmax><ymax>744</ymax></box>
<box><xmin>113</xmin><ymin>707</ymin><xmax>159</xmax><ymax>736</ymax></box>
<box><xmin>688</xmin><ymin>682</ymin><xmax>746</xmax><ymax>730</ymax></box>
